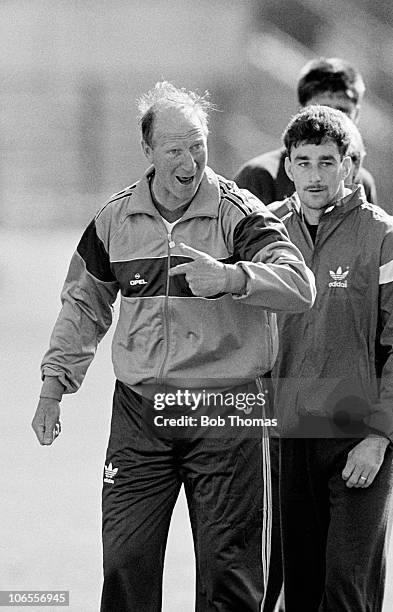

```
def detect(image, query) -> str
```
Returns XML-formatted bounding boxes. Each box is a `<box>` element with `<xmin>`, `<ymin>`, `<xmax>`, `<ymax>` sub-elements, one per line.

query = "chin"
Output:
<box><xmin>304</xmin><ymin>195</ymin><xmax>329</xmax><ymax>207</ymax></box>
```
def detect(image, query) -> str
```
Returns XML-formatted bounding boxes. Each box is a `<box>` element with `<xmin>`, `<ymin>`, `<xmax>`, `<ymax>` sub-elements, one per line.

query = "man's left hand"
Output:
<box><xmin>169</xmin><ymin>243</ymin><xmax>227</xmax><ymax>297</ymax></box>
<box><xmin>342</xmin><ymin>435</ymin><xmax>390</xmax><ymax>488</ymax></box>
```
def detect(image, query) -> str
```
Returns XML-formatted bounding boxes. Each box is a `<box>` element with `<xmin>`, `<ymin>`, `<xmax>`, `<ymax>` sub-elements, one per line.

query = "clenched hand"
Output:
<box><xmin>32</xmin><ymin>397</ymin><xmax>61</xmax><ymax>445</ymax></box>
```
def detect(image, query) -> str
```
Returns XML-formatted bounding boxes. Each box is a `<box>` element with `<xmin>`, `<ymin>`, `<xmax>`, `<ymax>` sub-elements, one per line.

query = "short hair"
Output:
<box><xmin>297</xmin><ymin>57</ymin><xmax>366</xmax><ymax>107</ymax></box>
<box><xmin>283</xmin><ymin>105</ymin><xmax>353</xmax><ymax>158</ymax></box>
<box><xmin>137</xmin><ymin>81</ymin><xmax>213</xmax><ymax>147</ymax></box>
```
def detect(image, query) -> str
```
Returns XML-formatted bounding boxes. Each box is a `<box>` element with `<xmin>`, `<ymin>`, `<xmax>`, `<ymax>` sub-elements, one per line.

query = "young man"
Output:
<box><xmin>31</xmin><ymin>81</ymin><xmax>315</xmax><ymax>611</ymax></box>
<box><xmin>237</xmin><ymin>58</ymin><xmax>377</xmax><ymax>612</ymax></box>
<box><xmin>235</xmin><ymin>57</ymin><xmax>377</xmax><ymax>205</ymax></box>
<box><xmin>269</xmin><ymin>105</ymin><xmax>393</xmax><ymax>611</ymax></box>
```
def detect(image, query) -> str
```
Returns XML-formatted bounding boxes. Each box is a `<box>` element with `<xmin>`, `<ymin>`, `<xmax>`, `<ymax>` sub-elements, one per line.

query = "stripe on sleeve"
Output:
<box><xmin>219</xmin><ymin>181</ymin><xmax>254</xmax><ymax>215</ymax></box>
<box><xmin>233</xmin><ymin>211</ymin><xmax>290</xmax><ymax>261</ymax></box>
<box><xmin>379</xmin><ymin>260</ymin><xmax>393</xmax><ymax>285</ymax></box>
<box><xmin>77</xmin><ymin>220</ymin><xmax>116</xmax><ymax>282</ymax></box>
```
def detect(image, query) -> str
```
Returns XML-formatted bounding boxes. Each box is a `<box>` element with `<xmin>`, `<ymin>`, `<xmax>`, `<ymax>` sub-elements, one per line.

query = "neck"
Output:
<box><xmin>150</xmin><ymin>177</ymin><xmax>194</xmax><ymax>223</ymax></box>
<box><xmin>300</xmin><ymin>184</ymin><xmax>351</xmax><ymax>225</ymax></box>
<box><xmin>150</xmin><ymin>176</ymin><xmax>194</xmax><ymax>212</ymax></box>
<box><xmin>302</xmin><ymin>207</ymin><xmax>323</xmax><ymax>225</ymax></box>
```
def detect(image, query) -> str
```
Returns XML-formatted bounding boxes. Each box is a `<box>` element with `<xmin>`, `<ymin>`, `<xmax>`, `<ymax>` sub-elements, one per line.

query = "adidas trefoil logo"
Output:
<box><xmin>130</xmin><ymin>272</ymin><xmax>148</xmax><ymax>286</ymax></box>
<box><xmin>329</xmin><ymin>266</ymin><xmax>349</xmax><ymax>288</ymax></box>
<box><xmin>104</xmin><ymin>462</ymin><xmax>118</xmax><ymax>484</ymax></box>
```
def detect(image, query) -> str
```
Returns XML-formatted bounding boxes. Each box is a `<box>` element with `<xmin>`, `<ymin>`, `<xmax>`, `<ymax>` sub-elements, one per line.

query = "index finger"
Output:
<box><xmin>169</xmin><ymin>262</ymin><xmax>192</xmax><ymax>277</ymax></box>
<box><xmin>177</xmin><ymin>243</ymin><xmax>207</xmax><ymax>260</ymax></box>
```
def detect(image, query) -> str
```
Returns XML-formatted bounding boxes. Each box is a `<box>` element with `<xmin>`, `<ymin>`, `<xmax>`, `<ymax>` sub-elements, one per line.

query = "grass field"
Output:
<box><xmin>1</xmin><ymin>228</ymin><xmax>392</xmax><ymax>611</ymax></box>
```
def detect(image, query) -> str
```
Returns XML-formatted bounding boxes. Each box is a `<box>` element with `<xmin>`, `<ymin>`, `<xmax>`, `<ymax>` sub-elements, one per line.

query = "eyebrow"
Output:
<box><xmin>293</xmin><ymin>155</ymin><xmax>310</xmax><ymax>161</ymax></box>
<box><xmin>293</xmin><ymin>154</ymin><xmax>337</xmax><ymax>162</ymax></box>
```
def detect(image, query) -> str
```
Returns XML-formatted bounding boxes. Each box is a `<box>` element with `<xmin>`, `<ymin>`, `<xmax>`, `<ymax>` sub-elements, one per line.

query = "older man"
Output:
<box><xmin>32</xmin><ymin>81</ymin><xmax>315</xmax><ymax>611</ymax></box>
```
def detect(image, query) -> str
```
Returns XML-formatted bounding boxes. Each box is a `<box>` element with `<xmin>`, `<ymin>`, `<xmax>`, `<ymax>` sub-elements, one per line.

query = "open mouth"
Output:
<box><xmin>176</xmin><ymin>175</ymin><xmax>194</xmax><ymax>185</ymax></box>
<box><xmin>307</xmin><ymin>187</ymin><xmax>326</xmax><ymax>192</ymax></box>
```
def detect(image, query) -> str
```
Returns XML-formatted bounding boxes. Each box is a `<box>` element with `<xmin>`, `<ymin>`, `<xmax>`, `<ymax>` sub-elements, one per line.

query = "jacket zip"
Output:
<box><xmin>293</xmin><ymin>216</ymin><xmax>317</xmax><ymax>412</ymax></box>
<box><xmin>157</xmin><ymin>230</ymin><xmax>175</xmax><ymax>385</ymax></box>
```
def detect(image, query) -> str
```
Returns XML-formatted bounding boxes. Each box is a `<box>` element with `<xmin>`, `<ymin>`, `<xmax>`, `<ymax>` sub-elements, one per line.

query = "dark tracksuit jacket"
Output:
<box><xmin>269</xmin><ymin>186</ymin><xmax>393</xmax><ymax>438</ymax></box>
<box><xmin>41</xmin><ymin>166</ymin><xmax>315</xmax><ymax>612</ymax></box>
<box><xmin>268</xmin><ymin>186</ymin><xmax>393</xmax><ymax>612</ymax></box>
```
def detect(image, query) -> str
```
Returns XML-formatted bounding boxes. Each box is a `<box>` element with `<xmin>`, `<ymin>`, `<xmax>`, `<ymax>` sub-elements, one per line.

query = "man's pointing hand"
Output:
<box><xmin>169</xmin><ymin>243</ymin><xmax>227</xmax><ymax>296</ymax></box>
<box><xmin>169</xmin><ymin>243</ymin><xmax>246</xmax><ymax>297</ymax></box>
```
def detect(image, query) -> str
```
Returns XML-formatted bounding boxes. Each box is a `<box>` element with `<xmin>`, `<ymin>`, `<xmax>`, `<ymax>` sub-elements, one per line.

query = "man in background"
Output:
<box><xmin>270</xmin><ymin>105</ymin><xmax>393</xmax><ymax>611</ymax></box>
<box><xmin>235</xmin><ymin>57</ymin><xmax>377</xmax><ymax>205</ymax></box>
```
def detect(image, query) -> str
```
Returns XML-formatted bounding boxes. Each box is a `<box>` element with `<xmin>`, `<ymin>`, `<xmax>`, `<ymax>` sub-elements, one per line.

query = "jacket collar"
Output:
<box><xmin>289</xmin><ymin>184</ymin><xmax>365</xmax><ymax>221</ymax></box>
<box><xmin>124</xmin><ymin>165</ymin><xmax>220</xmax><ymax>219</ymax></box>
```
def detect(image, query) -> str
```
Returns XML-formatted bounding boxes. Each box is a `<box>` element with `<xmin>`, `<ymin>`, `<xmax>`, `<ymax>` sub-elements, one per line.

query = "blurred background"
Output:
<box><xmin>2</xmin><ymin>1</ymin><xmax>393</xmax><ymax>610</ymax></box>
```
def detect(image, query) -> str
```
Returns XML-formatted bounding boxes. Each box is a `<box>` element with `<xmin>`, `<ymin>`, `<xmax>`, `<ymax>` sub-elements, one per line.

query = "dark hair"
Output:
<box><xmin>297</xmin><ymin>57</ymin><xmax>365</xmax><ymax>107</ymax></box>
<box><xmin>137</xmin><ymin>81</ymin><xmax>212</xmax><ymax>147</ymax></box>
<box><xmin>283</xmin><ymin>105</ymin><xmax>353</xmax><ymax>158</ymax></box>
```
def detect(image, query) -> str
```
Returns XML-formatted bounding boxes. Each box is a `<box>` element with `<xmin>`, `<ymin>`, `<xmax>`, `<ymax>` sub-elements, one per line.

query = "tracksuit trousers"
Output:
<box><xmin>100</xmin><ymin>380</ymin><xmax>270</xmax><ymax>612</ymax></box>
<box><xmin>279</xmin><ymin>437</ymin><xmax>393</xmax><ymax>612</ymax></box>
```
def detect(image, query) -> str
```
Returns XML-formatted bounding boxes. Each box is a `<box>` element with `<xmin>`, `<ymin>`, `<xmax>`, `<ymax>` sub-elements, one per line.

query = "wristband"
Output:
<box><xmin>223</xmin><ymin>264</ymin><xmax>247</xmax><ymax>295</ymax></box>
<box><xmin>40</xmin><ymin>377</ymin><xmax>65</xmax><ymax>402</ymax></box>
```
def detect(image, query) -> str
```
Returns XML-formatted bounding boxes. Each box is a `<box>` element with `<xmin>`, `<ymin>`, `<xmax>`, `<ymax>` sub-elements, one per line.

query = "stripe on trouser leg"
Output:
<box><xmin>257</xmin><ymin>376</ymin><xmax>272</xmax><ymax>612</ymax></box>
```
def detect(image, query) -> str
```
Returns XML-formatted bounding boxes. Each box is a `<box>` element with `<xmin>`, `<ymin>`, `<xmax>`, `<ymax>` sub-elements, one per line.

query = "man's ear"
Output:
<box><xmin>341</xmin><ymin>155</ymin><xmax>352</xmax><ymax>181</ymax></box>
<box><xmin>284</xmin><ymin>156</ymin><xmax>294</xmax><ymax>182</ymax></box>
<box><xmin>141</xmin><ymin>140</ymin><xmax>153</xmax><ymax>163</ymax></box>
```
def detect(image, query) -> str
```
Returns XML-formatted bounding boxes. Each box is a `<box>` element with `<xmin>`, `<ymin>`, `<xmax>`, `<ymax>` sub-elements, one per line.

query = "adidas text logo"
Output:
<box><xmin>104</xmin><ymin>462</ymin><xmax>118</xmax><ymax>484</ymax></box>
<box><xmin>329</xmin><ymin>266</ymin><xmax>349</xmax><ymax>288</ymax></box>
<box><xmin>130</xmin><ymin>272</ymin><xmax>148</xmax><ymax>286</ymax></box>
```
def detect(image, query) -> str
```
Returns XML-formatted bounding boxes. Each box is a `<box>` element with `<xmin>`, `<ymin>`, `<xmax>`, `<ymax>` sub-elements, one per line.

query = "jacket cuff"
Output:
<box><xmin>223</xmin><ymin>264</ymin><xmax>248</xmax><ymax>295</ymax></box>
<box><xmin>40</xmin><ymin>376</ymin><xmax>66</xmax><ymax>401</ymax></box>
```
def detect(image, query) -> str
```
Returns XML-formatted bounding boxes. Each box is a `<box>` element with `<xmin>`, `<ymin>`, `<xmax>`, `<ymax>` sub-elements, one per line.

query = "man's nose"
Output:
<box><xmin>181</xmin><ymin>150</ymin><xmax>196</xmax><ymax>171</ymax></box>
<box><xmin>310</xmin><ymin>165</ymin><xmax>322</xmax><ymax>182</ymax></box>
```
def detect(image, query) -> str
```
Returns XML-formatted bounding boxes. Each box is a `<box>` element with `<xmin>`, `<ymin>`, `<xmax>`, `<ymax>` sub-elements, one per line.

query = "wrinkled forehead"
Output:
<box><xmin>152</xmin><ymin>106</ymin><xmax>207</xmax><ymax>144</ymax></box>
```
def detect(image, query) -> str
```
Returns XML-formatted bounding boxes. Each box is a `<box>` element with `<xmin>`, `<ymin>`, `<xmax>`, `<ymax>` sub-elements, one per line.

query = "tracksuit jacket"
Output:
<box><xmin>41</xmin><ymin>166</ymin><xmax>315</xmax><ymax>395</ymax></box>
<box><xmin>269</xmin><ymin>186</ymin><xmax>393</xmax><ymax>440</ymax></box>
